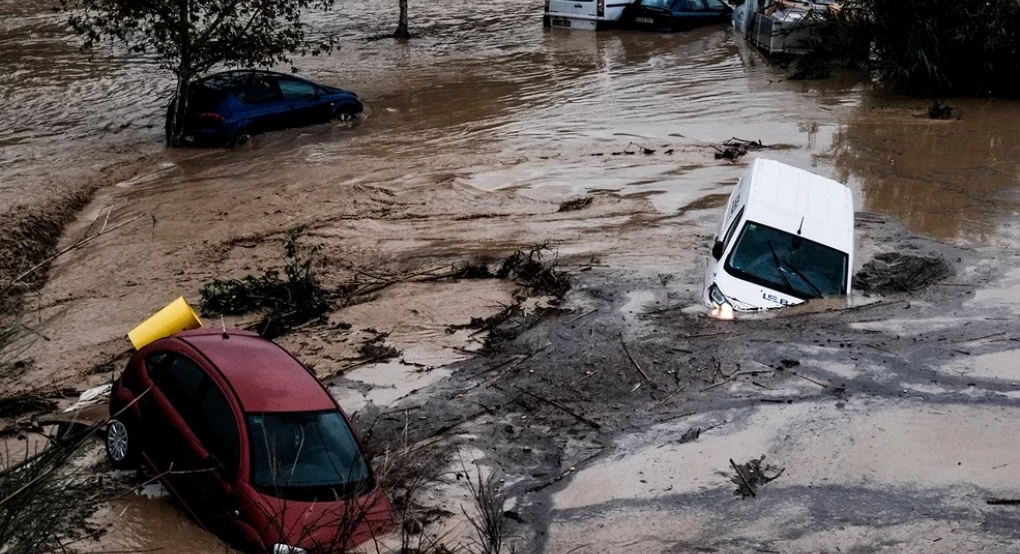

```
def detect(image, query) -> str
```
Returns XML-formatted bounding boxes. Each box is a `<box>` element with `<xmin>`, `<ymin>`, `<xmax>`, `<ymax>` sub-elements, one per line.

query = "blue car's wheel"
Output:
<box><xmin>332</xmin><ymin>105</ymin><xmax>360</xmax><ymax>123</ymax></box>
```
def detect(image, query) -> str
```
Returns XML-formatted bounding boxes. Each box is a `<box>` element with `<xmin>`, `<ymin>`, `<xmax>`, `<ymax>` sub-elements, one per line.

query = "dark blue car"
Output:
<box><xmin>167</xmin><ymin>70</ymin><xmax>363</xmax><ymax>147</ymax></box>
<box><xmin>622</xmin><ymin>0</ymin><xmax>733</xmax><ymax>31</ymax></box>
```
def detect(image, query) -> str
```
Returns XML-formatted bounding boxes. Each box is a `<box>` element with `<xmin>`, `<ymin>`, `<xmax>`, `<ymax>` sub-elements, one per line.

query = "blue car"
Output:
<box><xmin>622</xmin><ymin>0</ymin><xmax>733</xmax><ymax>31</ymax></box>
<box><xmin>166</xmin><ymin>70</ymin><xmax>363</xmax><ymax>147</ymax></box>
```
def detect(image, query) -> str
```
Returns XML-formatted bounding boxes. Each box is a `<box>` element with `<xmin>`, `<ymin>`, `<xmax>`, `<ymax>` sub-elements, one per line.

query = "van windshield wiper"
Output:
<box><xmin>782</xmin><ymin>258</ymin><xmax>824</xmax><ymax>299</ymax></box>
<box><xmin>766</xmin><ymin>240</ymin><xmax>795</xmax><ymax>296</ymax></box>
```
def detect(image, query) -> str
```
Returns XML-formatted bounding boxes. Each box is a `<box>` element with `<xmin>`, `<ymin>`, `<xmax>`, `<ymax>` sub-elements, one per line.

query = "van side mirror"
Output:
<box><xmin>711</xmin><ymin>241</ymin><xmax>724</xmax><ymax>261</ymax></box>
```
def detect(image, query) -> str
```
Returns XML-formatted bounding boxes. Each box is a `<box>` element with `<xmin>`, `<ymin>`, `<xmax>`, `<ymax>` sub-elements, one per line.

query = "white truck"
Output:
<box><xmin>703</xmin><ymin>158</ymin><xmax>854</xmax><ymax>318</ymax></box>
<box><xmin>544</xmin><ymin>0</ymin><xmax>636</xmax><ymax>31</ymax></box>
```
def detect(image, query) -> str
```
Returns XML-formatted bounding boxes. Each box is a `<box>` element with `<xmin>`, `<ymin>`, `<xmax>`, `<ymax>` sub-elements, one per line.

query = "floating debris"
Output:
<box><xmin>730</xmin><ymin>455</ymin><xmax>785</xmax><ymax>498</ymax></box>
<box><xmin>929</xmin><ymin>100</ymin><xmax>956</xmax><ymax>120</ymax></box>
<box><xmin>713</xmin><ymin>137</ymin><xmax>765</xmax><ymax>161</ymax></box>
<box><xmin>855</xmin><ymin>252</ymin><xmax>953</xmax><ymax>294</ymax></box>
<box><xmin>558</xmin><ymin>197</ymin><xmax>594</xmax><ymax>213</ymax></box>
<box><xmin>679</xmin><ymin>427</ymin><xmax>702</xmax><ymax>444</ymax></box>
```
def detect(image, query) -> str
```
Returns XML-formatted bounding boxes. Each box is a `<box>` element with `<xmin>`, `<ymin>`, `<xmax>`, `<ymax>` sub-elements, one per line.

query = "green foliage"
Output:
<box><xmin>794</xmin><ymin>0</ymin><xmax>1020</xmax><ymax>96</ymax></box>
<box><xmin>200</xmin><ymin>228</ymin><xmax>331</xmax><ymax>337</ymax></box>
<box><xmin>59</xmin><ymin>0</ymin><xmax>337</xmax><ymax>76</ymax></box>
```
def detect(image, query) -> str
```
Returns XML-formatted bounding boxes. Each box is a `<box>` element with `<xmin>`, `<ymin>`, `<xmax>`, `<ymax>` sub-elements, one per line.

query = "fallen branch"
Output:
<box><xmin>620</xmin><ymin>335</ymin><xmax>651</xmax><ymax>383</ymax></box>
<box><xmin>791</xmin><ymin>371</ymin><xmax>828</xmax><ymax>388</ymax></box>
<box><xmin>986</xmin><ymin>498</ymin><xmax>1020</xmax><ymax>506</ymax></box>
<box><xmin>523</xmin><ymin>390</ymin><xmax>601</xmax><ymax>430</ymax></box>
<box><xmin>729</xmin><ymin>458</ymin><xmax>756</xmax><ymax>498</ymax></box>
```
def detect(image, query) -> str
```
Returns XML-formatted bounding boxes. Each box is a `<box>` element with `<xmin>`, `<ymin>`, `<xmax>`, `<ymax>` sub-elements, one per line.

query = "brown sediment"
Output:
<box><xmin>0</xmin><ymin>161</ymin><xmax>150</xmax><ymax>310</ymax></box>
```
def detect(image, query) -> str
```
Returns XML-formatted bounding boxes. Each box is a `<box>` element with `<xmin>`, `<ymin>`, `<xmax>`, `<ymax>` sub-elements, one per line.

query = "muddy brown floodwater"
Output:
<box><xmin>4</xmin><ymin>0</ymin><xmax>1020</xmax><ymax>552</ymax></box>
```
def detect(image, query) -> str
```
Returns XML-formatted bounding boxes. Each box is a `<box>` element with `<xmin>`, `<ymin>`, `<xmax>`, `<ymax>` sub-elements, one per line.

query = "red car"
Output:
<box><xmin>106</xmin><ymin>328</ymin><xmax>393</xmax><ymax>553</ymax></box>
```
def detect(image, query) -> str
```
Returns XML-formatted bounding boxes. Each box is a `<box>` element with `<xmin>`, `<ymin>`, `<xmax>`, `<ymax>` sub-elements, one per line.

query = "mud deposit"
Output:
<box><xmin>4</xmin><ymin>0</ymin><xmax>1020</xmax><ymax>552</ymax></box>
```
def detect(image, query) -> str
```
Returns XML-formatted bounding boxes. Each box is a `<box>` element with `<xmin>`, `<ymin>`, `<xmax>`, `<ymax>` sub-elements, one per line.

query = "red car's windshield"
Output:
<box><xmin>248</xmin><ymin>411</ymin><xmax>373</xmax><ymax>501</ymax></box>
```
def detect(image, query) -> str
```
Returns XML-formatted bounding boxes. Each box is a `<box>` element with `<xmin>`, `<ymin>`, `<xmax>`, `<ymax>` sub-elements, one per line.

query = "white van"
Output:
<box><xmin>703</xmin><ymin>158</ymin><xmax>854</xmax><ymax>317</ymax></box>
<box><xmin>544</xmin><ymin>0</ymin><xmax>635</xmax><ymax>30</ymax></box>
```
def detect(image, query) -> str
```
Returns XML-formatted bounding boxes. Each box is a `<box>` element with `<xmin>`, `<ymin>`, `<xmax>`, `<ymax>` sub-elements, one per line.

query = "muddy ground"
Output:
<box><xmin>5</xmin><ymin>0</ymin><xmax>1020</xmax><ymax>552</ymax></box>
<box><xmin>352</xmin><ymin>216</ymin><xmax>1020</xmax><ymax>553</ymax></box>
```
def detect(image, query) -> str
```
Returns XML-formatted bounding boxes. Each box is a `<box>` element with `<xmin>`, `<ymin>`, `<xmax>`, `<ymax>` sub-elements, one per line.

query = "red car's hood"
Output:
<box><xmin>248</xmin><ymin>485</ymin><xmax>395</xmax><ymax>552</ymax></box>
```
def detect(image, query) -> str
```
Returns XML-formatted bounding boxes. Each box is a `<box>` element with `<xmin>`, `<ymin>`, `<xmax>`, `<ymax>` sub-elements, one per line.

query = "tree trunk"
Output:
<box><xmin>394</xmin><ymin>0</ymin><xmax>410</xmax><ymax>39</ymax></box>
<box><xmin>169</xmin><ymin>0</ymin><xmax>192</xmax><ymax>147</ymax></box>
<box><xmin>169</xmin><ymin>70</ymin><xmax>191</xmax><ymax>147</ymax></box>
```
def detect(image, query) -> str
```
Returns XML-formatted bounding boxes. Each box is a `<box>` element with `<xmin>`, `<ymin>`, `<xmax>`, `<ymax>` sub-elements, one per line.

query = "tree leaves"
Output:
<box><xmin>60</xmin><ymin>0</ymin><xmax>337</xmax><ymax>77</ymax></box>
<box><xmin>792</xmin><ymin>0</ymin><xmax>1020</xmax><ymax>96</ymax></box>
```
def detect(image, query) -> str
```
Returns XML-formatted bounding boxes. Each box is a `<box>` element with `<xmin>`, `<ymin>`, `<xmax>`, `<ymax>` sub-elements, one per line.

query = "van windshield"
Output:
<box><xmin>248</xmin><ymin>411</ymin><xmax>373</xmax><ymax>501</ymax></box>
<box><xmin>724</xmin><ymin>221</ymin><xmax>848</xmax><ymax>300</ymax></box>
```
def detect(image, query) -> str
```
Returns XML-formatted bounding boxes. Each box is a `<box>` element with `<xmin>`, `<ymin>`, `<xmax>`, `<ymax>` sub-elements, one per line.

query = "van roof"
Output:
<box><xmin>743</xmin><ymin>158</ymin><xmax>854</xmax><ymax>254</ymax></box>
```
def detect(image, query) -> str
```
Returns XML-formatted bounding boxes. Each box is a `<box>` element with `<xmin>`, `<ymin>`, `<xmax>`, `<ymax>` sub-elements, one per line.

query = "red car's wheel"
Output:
<box><xmin>106</xmin><ymin>418</ymin><xmax>139</xmax><ymax>469</ymax></box>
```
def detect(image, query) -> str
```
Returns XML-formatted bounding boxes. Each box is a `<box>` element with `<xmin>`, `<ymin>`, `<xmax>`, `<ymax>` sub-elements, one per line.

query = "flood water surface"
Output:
<box><xmin>5</xmin><ymin>0</ymin><xmax>1020</xmax><ymax>552</ymax></box>
<box><xmin>3</xmin><ymin>0</ymin><xmax>1020</xmax><ymax>241</ymax></box>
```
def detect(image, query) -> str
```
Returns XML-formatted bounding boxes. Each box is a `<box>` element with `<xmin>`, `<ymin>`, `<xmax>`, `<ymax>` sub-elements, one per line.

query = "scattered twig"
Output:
<box><xmin>479</xmin><ymin>349</ymin><xmax>543</xmax><ymax>389</ymax></box>
<box><xmin>865</xmin><ymin>343</ymin><xmax>895</xmax><ymax>354</ymax></box>
<box><xmin>731</xmin><ymin>369</ymin><xmax>776</xmax><ymax>378</ymax></box>
<box><xmin>566</xmin><ymin>308</ymin><xmax>598</xmax><ymax>324</ymax></box>
<box><xmin>570</xmin><ymin>368</ymin><xmax>602</xmax><ymax>387</ymax></box>
<box><xmin>652</xmin><ymin>387</ymin><xmax>687</xmax><ymax>409</ymax></box>
<box><xmin>701</xmin><ymin>379</ymin><xmax>732</xmax><ymax>392</ymax></box>
<box><xmin>953</xmin><ymin>332</ymin><xmax>1007</xmax><ymax>344</ymax></box>
<box><xmin>654</xmin><ymin>410</ymin><xmax>696</xmax><ymax>423</ymax></box>
<box><xmin>679</xmin><ymin>331</ymin><xmax>736</xmax><ymax>339</ymax></box>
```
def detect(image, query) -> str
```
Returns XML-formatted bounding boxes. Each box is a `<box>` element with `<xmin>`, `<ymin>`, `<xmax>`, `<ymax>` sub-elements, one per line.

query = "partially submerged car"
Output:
<box><xmin>543</xmin><ymin>0</ymin><xmax>731</xmax><ymax>31</ymax></box>
<box><xmin>106</xmin><ymin>328</ymin><xmax>393</xmax><ymax>552</ymax></box>
<box><xmin>167</xmin><ymin>70</ymin><xmax>363</xmax><ymax>147</ymax></box>
<box><xmin>622</xmin><ymin>0</ymin><xmax>733</xmax><ymax>32</ymax></box>
<box><xmin>703</xmin><ymin>158</ymin><xmax>854</xmax><ymax>317</ymax></box>
<box><xmin>543</xmin><ymin>0</ymin><xmax>635</xmax><ymax>30</ymax></box>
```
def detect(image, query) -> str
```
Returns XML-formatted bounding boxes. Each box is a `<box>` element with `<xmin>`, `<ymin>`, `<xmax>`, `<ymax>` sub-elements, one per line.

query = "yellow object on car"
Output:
<box><xmin>127</xmin><ymin>296</ymin><xmax>203</xmax><ymax>350</ymax></box>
